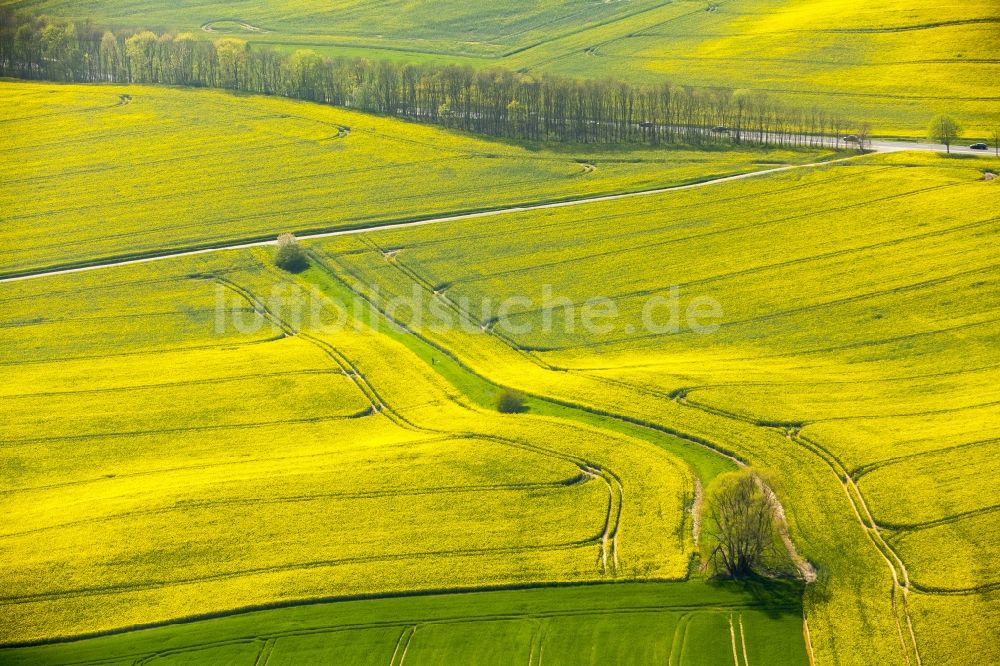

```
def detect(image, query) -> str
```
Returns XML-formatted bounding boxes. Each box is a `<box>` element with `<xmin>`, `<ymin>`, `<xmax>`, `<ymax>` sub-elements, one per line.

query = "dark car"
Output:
<box><xmin>711</xmin><ymin>126</ymin><xmax>729</xmax><ymax>133</ymax></box>
<box><xmin>969</xmin><ymin>143</ymin><xmax>988</xmax><ymax>150</ymax></box>
<box><xmin>842</xmin><ymin>135</ymin><xmax>859</xmax><ymax>143</ymax></box>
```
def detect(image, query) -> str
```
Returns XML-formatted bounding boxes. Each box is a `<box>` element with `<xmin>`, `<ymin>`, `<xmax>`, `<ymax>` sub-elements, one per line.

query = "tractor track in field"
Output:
<box><xmin>389</xmin><ymin>625</ymin><xmax>415</xmax><ymax>666</ymax></box>
<box><xmin>355</xmin><ymin>238</ymin><xmax>558</xmax><ymax>371</ymax></box>
<box><xmin>302</xmin><ymin>248</ymin><xmax>639</xmax><ymax>576</ymax></box>
<box><xmin>527</xmin><ymin>621</ymin><xmax>544</xmax><ymax>666</ymax></box>
<box><xmin>254</xmin><ymin>637</ymin><xmax>276</xmax><ymax>666</ymax></box>
<box><xmin>207</xmin><ymin>267</ymin><xmax>624</xmax><ymax>578</ymax></box>
<box><xmin>579</xmin><ymin>371</ymin><xmax>923</xmax><ymax>660</ymax></box>
<box><xmin>0</xmin><ymin>157</ymin><xmax>864</xmax><ymax>285</ymax></box>
<box><xmin>580</xmin><ymin>464</ymin><xmax>622</xmax><ymax>575</ymax></box>
<box><xmin>207</xmin><ymin>273</ymin><xmax>418</xmax><ymax>431</ymax></box>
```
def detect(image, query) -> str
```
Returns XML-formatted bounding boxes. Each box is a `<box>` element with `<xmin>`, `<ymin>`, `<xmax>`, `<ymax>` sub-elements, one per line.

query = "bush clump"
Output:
<box><xmin>274</xmin><ymin>233</ymin><xmax>308</xmax><ymax>272</ymax></box>
<box><xmin>496</xmin><ymin>390</ymin><xmax>528</xmax><ymax>414</ymax></box>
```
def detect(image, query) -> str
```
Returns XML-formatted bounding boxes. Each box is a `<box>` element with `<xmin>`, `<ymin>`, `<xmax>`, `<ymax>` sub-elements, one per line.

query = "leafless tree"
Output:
<box><xmin>856</xmin><ymin>122</ymin><xmax>871</xmax><ymax>151</ymax></box>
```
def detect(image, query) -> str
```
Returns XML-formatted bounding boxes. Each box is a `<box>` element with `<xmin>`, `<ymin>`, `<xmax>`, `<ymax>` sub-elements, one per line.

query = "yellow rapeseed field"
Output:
<box><xmin>310</xmin><ymin>150</ymin><xmax>1000</xmax><ymax>666</ymax></box>
<box><xmin>0</xmin><ymin>81</ymin><xmax>832</xmax><ymax>276</ymax></box>
<box><xmin>0</xmin><ymin>250</ymin><xmax>693</xmax><ymax>643</ymax></box>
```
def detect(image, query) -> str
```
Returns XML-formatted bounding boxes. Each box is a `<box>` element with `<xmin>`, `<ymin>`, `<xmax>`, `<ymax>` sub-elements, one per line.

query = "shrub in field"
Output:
<box><xmin>496</xmin><ymin>390</ymin><xmax>528</xmax><ymax>414</ymax></box>
<box><xmin>274</xmin><ymin>233</ymin><xmax>308</xmax><ymax>272</ymax></box>
<box><xmin>702</xmin><ymin>470</ymin><xmax>785</xmax><ymax>579</ymax></box>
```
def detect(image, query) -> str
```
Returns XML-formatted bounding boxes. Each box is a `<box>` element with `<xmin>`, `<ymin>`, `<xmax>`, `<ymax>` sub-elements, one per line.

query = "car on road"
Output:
<box><xmin>969</xmin><ymin>143</ymin><xmax>988</xmax><ymax>150</ymax></box>
<box><xmin>711</xmin><ymin>126</ymin><xmax>729</xmax><ymax>133</ymax></box>
<box><xmin>842</xmin><ymin>135</ymin><xmax>859</xmax><ymax>143</ymax></box>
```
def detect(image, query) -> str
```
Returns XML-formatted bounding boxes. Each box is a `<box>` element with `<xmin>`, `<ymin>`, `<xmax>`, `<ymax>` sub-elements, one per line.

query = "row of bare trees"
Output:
<box><xmin>0</xmin><ymin>9</ymin><xmax>866</xmax><ymax>147</ymax></box>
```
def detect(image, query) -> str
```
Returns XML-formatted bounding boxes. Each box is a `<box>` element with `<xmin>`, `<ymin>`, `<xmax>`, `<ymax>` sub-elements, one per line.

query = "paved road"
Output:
<box><xmin>1</xmin><ymin>143</ymin><xmax>994</xmax><ymax>285</ymax></box>
<box><xmin>650</xmin><ymin>125</ymin><xmax>996</xmax><ymax>157</ymax></box>
<box><xmin>870</xmin><ymin>139</ymin><xmax>995</xmax><ymax>156</ymax></box>
<box><xmin>719</xmin><ymin>128</ymin><xmax>995</xmax><ymax>156</ymax></box>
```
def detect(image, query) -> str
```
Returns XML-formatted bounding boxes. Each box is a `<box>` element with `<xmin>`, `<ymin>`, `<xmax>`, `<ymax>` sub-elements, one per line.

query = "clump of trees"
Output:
<box><xmin>274</xmin><ymin>233</ymin><xmax>307</xmax><ymax>272</ymax></box>
<box><xmin>928</xmin><ymin>115</ymin><xmax>961</xmax><ymax>154</ymax></box>
<box><xmin>496</xmin><ymin>390</ymin><xmax>528</xmax><ymax>414</ymax></box>
<box><xmin>0</xmin><ymin>9</ymin><xmax>866</xmax><ymax>148</ymax></box>
<box><xmin>702</xmin><ymin>470</ymin><xmax>789</xmax><ymax>579</ymax></box>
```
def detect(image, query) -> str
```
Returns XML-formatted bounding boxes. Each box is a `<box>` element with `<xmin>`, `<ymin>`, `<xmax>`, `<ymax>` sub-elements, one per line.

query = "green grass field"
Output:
<box><xmin>6</xmin><ymin>0</ymin><xmax>999</xmax><ymax>134</ymax></box>
<box><xmin>0</xmin><ymin>582</ymin><xmax>808</xmax><ymax>666</ymax></box>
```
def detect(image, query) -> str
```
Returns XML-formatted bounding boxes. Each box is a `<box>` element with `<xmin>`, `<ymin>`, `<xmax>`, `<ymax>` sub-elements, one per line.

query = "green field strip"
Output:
<box><xmin>296</xmin><ymin>250</ymin><xmax>738</xmax><ymax>485</ymax></box>
<box><xmin>0</xmin><ymin>581</ymin><xmax>805</xmax><ymax>658</ymax></box>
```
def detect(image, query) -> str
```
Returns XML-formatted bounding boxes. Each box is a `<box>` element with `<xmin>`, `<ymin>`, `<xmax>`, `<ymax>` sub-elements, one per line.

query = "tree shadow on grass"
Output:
<box><xmin>707</xmin><ymin>575</ymin><xmax>806</xmax><ymax>618</ymax></box>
